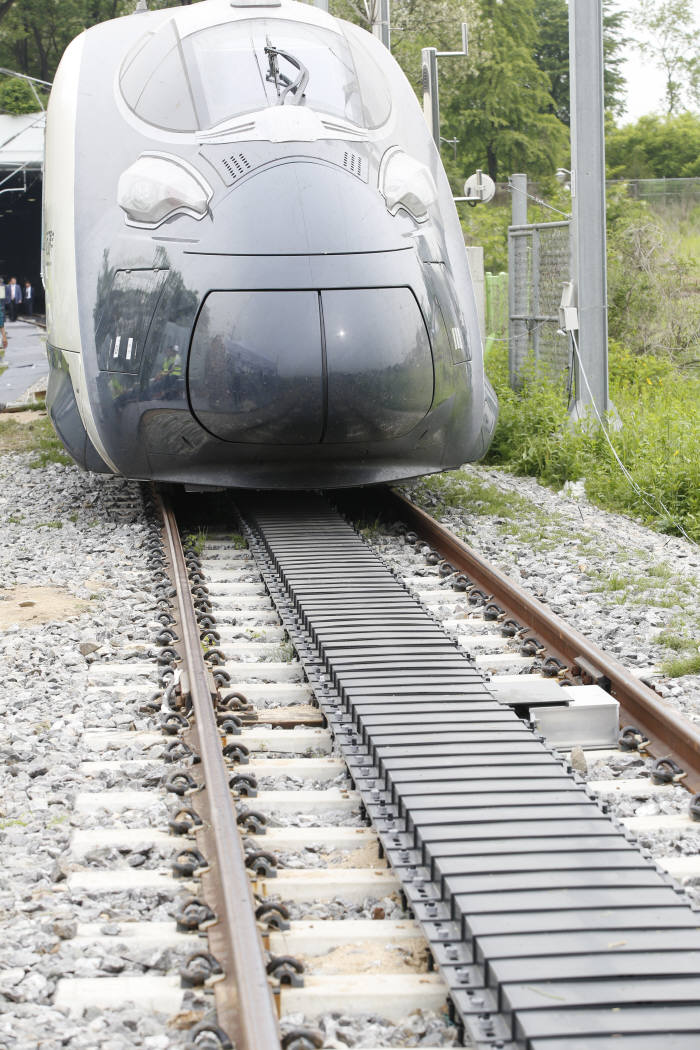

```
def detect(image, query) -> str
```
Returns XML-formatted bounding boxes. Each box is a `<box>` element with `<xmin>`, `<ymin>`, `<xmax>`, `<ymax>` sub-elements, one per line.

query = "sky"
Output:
<box><xmin>611</xmin><ymin>0</ymin><xmax>700</xmax><ymax>123</ymax></box>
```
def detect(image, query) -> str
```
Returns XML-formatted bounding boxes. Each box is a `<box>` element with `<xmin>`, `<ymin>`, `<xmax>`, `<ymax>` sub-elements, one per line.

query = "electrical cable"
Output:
<box><xmin>508</xmin><ymin>182</ymin><xmax>571</xmax><ymax>219</ymax></box>
<box><xmin>569</xmin><ymin>330</ymin><xmax>696</xmax><ymax>546</ymax></box>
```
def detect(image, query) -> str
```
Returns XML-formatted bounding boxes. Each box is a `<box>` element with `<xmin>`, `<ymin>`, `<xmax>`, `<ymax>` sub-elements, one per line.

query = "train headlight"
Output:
<box><xmin>117</xmin><ymin>153</ymin><xmax>213</xmax><ymax>228</ymax></box>
<box><xmin>379</xmin><ymin>148</ymin><xmax>437</xmax><ymax>223</ymax></box>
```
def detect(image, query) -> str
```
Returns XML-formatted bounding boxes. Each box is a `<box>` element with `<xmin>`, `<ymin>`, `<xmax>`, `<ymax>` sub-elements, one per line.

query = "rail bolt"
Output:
<box><xmin>651</xmin><ymin>756</ymin><xmax>687</xmax><ymax>784</ymax></box>
<box><xmin>267</xmin><ymin>954</ymin><xmax>304</xmax><ymax>987</ymax></box>
<box><xmin>255</xmin><ymin>902</ymin><xmax>290</xmax><ymax>930</ymax></box>
<box><xmin>164</xmin><ymin>771</ymin><xmax>198</xmax><ymax>796</ymax></box>
<box><xmin>618</xmin><ymin>725</ymin><xmax>650</xmax><ymax>752</ymax></box>
<box><xmin>175</xmin><ymin>897</ymin><xmax>216</xmax><ymax>931</ymax></box>
<box><xmin>172</xmin><ymin>847</ymin><xmax>208</xmax><ymax>878</ymax></box>
<box><xmin>160</xmin><ymin>712</ymin><xmax>190</xmax><ymax>736</ymax></box>
<box><xmin>246</xmin><ymin>849</ymin><xmax>278</xmax><ymax>877</ymax></box>
<box><xmin>185</xmin><ymin>1021</ymin><xmax>233</xmax><ymax>1050</ymax></box>
<box><xmin>229</xmin><ymin>773</ymin><xmax>258</xmax><ymax>797</ymax></box>
<box><xmin>168</xmin><ymin>807</ymin><xmax>203</xmax><ymax>835</ymax></box>
<box><xmin>218</xmin><ymin>714</ymin><xmax>243</xmax><ymax>736</ymax></box>
<box><xmin>281</xmin><ymin>1031</ymin><xmax>324</xmax><ymax>1050</ymax></box>
<box><xmin>237</xmin><ymin>809</ymin><xmax>267</xmax><ymax>834</ymax></box>
<box><xmin>164</xmin><ymin>740</ymin><xmax>194</xmax><ymax>764</ymax></box>
<box><xmin>223</xmin><ymin>742</ymin><xmax>250</xmax><ymax>765</ymax></box>
<box><xmin>180</xmin><ymin>951</ymin><xmax>222</xmax><ymax>987</ymax></box>
<box><xmin>220</xmin><ymin>691</ymin><xmax>253</xmax><ymax>712</ymax></box>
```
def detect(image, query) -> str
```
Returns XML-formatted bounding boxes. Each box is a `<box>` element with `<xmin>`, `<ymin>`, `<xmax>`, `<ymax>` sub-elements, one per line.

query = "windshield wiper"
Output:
<box><xmin>264</xmin><ymin>38</ymin><xmax>309</xmax><ymax>106</ymax></box>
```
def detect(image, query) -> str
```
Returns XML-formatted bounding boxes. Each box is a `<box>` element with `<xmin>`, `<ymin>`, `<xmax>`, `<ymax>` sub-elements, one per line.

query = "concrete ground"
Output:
<box><xmin>0</xmin><ymin>318</ymin><xmax>49</xmax><ymax>406</ymax></box>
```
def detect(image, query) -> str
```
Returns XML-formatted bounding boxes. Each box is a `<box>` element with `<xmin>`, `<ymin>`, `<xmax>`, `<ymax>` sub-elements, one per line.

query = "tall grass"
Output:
<box><xmin>484</xmin><ymin>341</ymin><xmax>700</xmax><ymax>542</ymax></box>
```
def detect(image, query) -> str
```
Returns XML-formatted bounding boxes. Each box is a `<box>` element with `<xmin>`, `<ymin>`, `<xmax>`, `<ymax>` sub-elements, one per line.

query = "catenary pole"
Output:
<box><xmin>372</xmin><ymin>0</ymin><xmax>391</xmax><ymax>50</ymax></box>
<box><xmin>569</xmin><ymin>0</ymin><xmax>609</xmax><ymax>420</ymax></box>
<box><xmin>508</xmin><ymin>173</ymin><xmax>528</xmax><ymax>388</ymax></box>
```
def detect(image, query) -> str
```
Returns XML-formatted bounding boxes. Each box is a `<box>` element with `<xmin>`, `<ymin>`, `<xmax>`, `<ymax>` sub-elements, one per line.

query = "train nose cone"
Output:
<box><xmin>188</xmin><ymin>290</ymin><xmax>325</xmax><ymax>445</ymax></box>
<box><xmin>188</xmin><ymin>286</ymin><xmax>434</xmax><ymax>446</ymax></box>
<box><xmin>196</xmin><ymin>157</ymin><xmax>405</xmax><ymax>255</ymax></box>
<box><xmin>187</xmin><ymin>162</ymin><xmax>435</xmax><ymax>446</ymax></box>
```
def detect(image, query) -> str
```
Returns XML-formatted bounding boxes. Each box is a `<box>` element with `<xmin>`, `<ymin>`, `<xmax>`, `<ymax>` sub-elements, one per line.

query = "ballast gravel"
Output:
<box><xmin>3</xmin><ymin>447</ymin><xmax>700</xmax><ymax>1047</ymax></box>
<box><xmin>0</xmin><ymin>455</ymin><xmax>203</xmax><ymax>1049</ymax></box>
<box><xmin>401</xmin><ymin>464</ymin><xmax>700</xmax><ymax>718</ymax></box>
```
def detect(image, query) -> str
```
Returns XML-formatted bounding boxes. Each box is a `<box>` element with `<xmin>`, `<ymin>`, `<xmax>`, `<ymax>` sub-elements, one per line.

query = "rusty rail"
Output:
<box><xmin>157</xmin><ymin>492</ymin><xmax>281</xmax><ymax>1050</ymax></box>
<box><xmin>378</xmin><ymin>488</ymin><xmax>700</xmax><ymax>793</ymax></box>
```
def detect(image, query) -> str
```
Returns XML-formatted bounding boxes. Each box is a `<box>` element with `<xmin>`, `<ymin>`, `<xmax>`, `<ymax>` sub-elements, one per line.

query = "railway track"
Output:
<box><xmin>46</xmin><ymin>483</ymin><xmax>700</xmax><ymax>1049</ymax></box>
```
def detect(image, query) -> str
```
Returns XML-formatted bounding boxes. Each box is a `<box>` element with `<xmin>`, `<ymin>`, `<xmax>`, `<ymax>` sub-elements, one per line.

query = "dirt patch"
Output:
<box><xmin>0</xmin><ymin>413</ymin><xmax>45</xmax><ymax>453</ymax></box>
<box><xmin>0</xmin><ymin>586</ymin><xmax>89</xmax><ymax>628</ymax></box>
<box><xmin>5</xmin><ymin>410</ymin><xmax>45</xmax><ymax>426</ymax></box>
<box><xmin>303</xmin><ymin>939</ymin><xmax>429</xmax><ymax>975</ymax></box>
<box><xmin>325</xmin><ymin>843</ymin><xmax>383</xmax><ymax>869</ymax></box>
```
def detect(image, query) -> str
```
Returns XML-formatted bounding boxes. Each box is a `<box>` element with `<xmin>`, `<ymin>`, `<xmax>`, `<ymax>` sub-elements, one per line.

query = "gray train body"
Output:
<box><xmin>44</xmin><ymin>0</ymin><xmax>497</xmax><ymax>488</ymax></box>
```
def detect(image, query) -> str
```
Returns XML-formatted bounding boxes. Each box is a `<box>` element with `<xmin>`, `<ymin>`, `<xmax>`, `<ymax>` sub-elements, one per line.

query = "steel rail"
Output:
<box><xmin>157</xmin><ymin>492</ymin><xmax>281</xmax><ymax>1050</ymax></box>
<box><xmin>380</xmin><ymin>488</ymin><xmax>700</xmax><ymax>792</ymax></box>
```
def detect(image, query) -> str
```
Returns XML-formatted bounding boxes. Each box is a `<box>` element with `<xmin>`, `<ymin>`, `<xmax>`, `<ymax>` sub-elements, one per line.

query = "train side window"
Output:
<box><xmin>120</xmin><ymin>20</ymin><xmax>198</xmax><ymax>133</ymax></box>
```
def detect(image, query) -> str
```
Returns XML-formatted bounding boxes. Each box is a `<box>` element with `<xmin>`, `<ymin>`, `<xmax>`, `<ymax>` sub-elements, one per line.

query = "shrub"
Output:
<box><xmin>483</xmin><ymin>341</ymin><xmax>700</xmax><ymax>542</ymax></box>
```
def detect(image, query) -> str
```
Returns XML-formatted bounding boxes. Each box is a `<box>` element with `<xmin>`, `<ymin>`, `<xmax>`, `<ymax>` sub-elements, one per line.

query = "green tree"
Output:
<box><xmin>0</xmin><ymin>0</ymin><xmax>182</xmax><ymax>83</ymax></box>
<box><xmin>637</xmin><ymin>0</ymin><xmax>700</xmax><ymax>115</ymax></box>
<box><xmin>532</xmin><ymin>0</ymin><xmax>627</xmax><ymax>125</ymax></box>
<box><xmin>334</xmin><ymin>0</ymin><xmax>568</xmax><ymax>183</ymax></box>
<box><xmin>606</xmin><ymin>113</ymin><xmax>700</xmax><ymax>178</ymax></box>
<box><xmin>441</xmin><ymin>0</ymin><xmax>568</xmax><ymax>181</ymax></box>
<box><xmin>0</xmin><ymin>75</ymin><xmax>42</xmax><ymax>113</ymax></box>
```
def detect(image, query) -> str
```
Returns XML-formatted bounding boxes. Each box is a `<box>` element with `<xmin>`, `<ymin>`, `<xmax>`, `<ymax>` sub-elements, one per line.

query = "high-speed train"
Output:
<box><xmin>44</xmin><ymin>0</ymin><xmax>497</xmax><ymax>488</ymax></box>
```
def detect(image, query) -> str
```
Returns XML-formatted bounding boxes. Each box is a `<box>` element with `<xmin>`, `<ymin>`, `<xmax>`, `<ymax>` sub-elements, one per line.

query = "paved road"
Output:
<box><xmin>0</xmin><ymin>320</ymin><xmax>49</xmax><ymax>406</ymax></box>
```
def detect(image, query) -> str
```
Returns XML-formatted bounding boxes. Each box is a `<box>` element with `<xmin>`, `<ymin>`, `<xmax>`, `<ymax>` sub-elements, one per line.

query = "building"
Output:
<box><xmin>0</xmin><ymin>112</ymin><xmax>45</xmax><ymax>311</ymax></box>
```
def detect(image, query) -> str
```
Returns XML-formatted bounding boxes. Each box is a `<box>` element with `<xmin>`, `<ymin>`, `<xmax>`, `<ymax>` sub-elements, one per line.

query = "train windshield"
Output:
<box><xmin>119</xmin><ymin>17</ymin><xmax>391</xmax><ymax>133</ymax></box>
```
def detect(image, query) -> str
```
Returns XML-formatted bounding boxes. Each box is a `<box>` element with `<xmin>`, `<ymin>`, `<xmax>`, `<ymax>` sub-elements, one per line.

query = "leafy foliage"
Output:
<box><xmin>482</xmin><ymin>340</ymin><xmax>700</xmax><ymax>542</ymax></box>
<box><xmin>606</xmin><ymin>186</ymin><xmax>700</xmax><ymax>357</ymax></box>
<box><xmin>636</xmin><ymin>0</ymin><xmax>700</xmax><ymax>116</ymax></box>
<box><xmin>533</xmin><ymin>0</ymin><xmax>628</xmax><ymax>125</ymax></box>
<box><xmin>0</xmin><ymin>77</ymin><xmax>42</xmax><ymax>113</ymax></box>
<box><xmin>606</xmin><ymin>113</ymin><xmax>700</xmax><ymax>179</ymax></box>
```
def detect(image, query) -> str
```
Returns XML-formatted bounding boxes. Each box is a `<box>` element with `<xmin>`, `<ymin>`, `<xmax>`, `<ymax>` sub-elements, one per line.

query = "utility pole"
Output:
<box><xmin>508</xmin><ymin>173</ymin><xmax>528</xmax><ymax>389</ymax></box>
<box><xmin>372</xmin><ymin>0</ymin><xmax>391</xmax><ymax>50</ymax></box>
<box><xmin>312</xmin><ymin>0</ymin><xmax>329</xmax><ymax>10</ymax></box>
<box><xmin>569</xmin><ymin>0</ymin><xmax>609</xmax><ymax>420</ymax></box>
<box><xmin>422</xmin><ymin>25</ymin><xmax>469</xmax><ymax>148</ymax></box>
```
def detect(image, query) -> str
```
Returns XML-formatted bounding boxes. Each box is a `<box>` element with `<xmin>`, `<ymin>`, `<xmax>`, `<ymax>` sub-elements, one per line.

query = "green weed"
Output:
<box><xmin>28</xmin><ymin>417</ymin><xmax>72</xmax><ymax>468</ymax></box>
<box><xmin>412</xmin><ymin>470</ymin><xmax>544</xmax><ymax>523</ymax></box>
<box><xmin>184</xmin><ymin>528</ymin><xmax>207</xmax><ymax>555</ymax></box>
<box><xmin>229</xmin><ymin>532</ymin><xmax>247</xmax><ymax>550</ymax></box>
<box><xmin>661</xmin><ymin>653</ymin><xmax>700</xmax><ymax>677</ymax></box>
<box><xmin>653</xmin><ymin>631</ymin><xmax>688</xmax><ymax>651</ymax></box>
<box><xmin>266</xmin><ymin>640</ymin><xmax>295</xmax><ymax>663</ymax></box>
<box><xmin>483</xmin><ymin>341</ymin><xmax>700</xmax><ymax>543</ymax></box>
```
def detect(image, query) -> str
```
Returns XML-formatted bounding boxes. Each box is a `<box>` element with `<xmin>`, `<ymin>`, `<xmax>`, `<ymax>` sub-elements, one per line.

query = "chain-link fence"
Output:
<box><xmin>607</xmin><ymin>177</ymin><xmax>700</xmax><ymax>211</ymax></box>
<box><xmin>508</xmin><ymin>219</ymin><xmax>571</xmax><ymax>388</ymax></box>
<box><xmin>484</xmin><ymin>272</ymin><xmax>508</xmax><ymax>352</ymax></box>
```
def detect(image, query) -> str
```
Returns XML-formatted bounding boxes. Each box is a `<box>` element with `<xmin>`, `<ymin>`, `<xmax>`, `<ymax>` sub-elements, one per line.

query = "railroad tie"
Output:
<box><xmin>238</xmin><ymin>493</ymin><xmax>700</xmax><ymax>1050</ymax></box>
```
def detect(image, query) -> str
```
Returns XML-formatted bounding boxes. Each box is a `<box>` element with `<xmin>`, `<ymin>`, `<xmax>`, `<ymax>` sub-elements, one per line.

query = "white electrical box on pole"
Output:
<box><xmin>568</xmin><ymin>0</ymin><xmax>610</xmax><ymax>422</ymax></box>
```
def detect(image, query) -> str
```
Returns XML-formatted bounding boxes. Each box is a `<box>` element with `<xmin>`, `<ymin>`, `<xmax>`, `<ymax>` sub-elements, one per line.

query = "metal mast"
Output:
<box><xmin>569</xmin><ymin>0</ymin><xmax>610</xmax><ymax>420</ymax></box>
